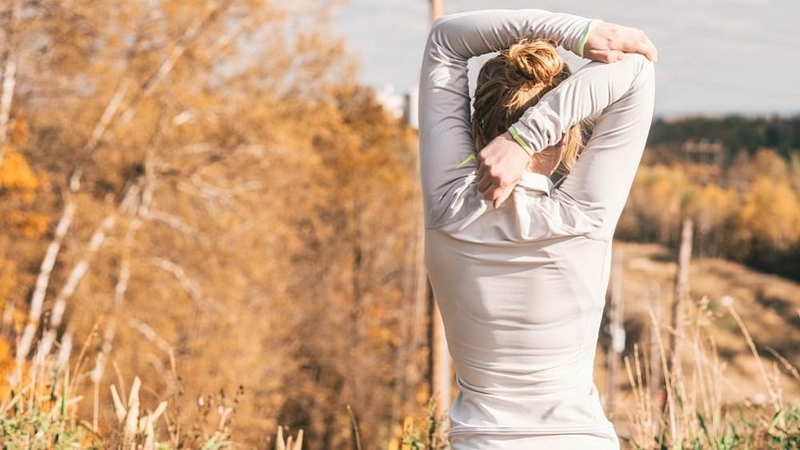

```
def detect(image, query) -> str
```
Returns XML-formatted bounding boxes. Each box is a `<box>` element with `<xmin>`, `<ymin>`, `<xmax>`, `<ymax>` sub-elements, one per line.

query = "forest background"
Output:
<box><xmin>1</xmin><ymin>0</ymin><xmax>800</xmax><ymax>449</ymax></box>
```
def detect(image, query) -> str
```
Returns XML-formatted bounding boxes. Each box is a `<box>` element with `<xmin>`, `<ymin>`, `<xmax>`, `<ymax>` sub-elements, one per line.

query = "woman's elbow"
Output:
<box><xmin>628</xmin><ymin>53</ymin><xmax>655</xmax><ymax>87</ymax></box>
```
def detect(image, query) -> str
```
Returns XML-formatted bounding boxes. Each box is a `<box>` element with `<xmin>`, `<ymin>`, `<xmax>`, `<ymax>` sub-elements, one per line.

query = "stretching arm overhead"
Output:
<box><xmin>419</xmin><ymin>10</ymin><xmax>657</xmax><ymax>228</ymax></box>
<box><xmin>419</xmin><ymin>10</ymin><xmax>595</xmax><ymax>227</ymax></box>
<box><xmin>511</xmin><ymin>54</ymin><xmax>656</xmax><ymax>240</ymax></box>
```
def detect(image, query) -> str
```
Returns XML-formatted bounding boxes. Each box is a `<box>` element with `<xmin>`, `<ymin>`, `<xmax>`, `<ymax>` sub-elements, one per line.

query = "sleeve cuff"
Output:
<box><xmin>578</xmin><ymin>20</ymin><xmax>601</xmax><ymax>58</ymax></box>
<box><xmin>508</xmin><ymin>125</ymin><xmax>535</xmax><ymax>157</ymax></box>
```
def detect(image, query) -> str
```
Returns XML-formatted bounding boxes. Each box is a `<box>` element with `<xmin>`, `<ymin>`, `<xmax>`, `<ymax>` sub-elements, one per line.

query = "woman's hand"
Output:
<box><xmin>583</xmin><ymin>22</ymin><xmax>658</xmax><ymax>63</ymax></box>
<box><xmin>477</xmin><ymin>132</ymin><xmax>530</xmax><ymax>209</ymax></box>
<box><xmin>477</xmin><ymin>135</ymin><xmax>564</xmax><ymax>209</ymax></box>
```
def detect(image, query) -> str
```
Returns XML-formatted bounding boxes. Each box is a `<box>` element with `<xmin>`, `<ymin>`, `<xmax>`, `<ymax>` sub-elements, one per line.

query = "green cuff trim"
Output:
<box><xmin>457</xmin><ymin>153</ymin><xmax>477</xmax><ymax>168</ymax></box>
<box><xmin>508</xmin><ymin>125</ymin><xmax>534</xmax><ymax>157</ymax></box>
<box><xmin>579</xmin><ymin>20</ymin><xmax>599</xmax><ymax>59</ymax></box>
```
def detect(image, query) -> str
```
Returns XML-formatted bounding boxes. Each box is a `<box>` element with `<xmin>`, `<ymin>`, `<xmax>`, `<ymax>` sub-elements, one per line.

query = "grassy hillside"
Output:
<box><xmin>596</xmin><ymin>241</ymin><xmax>800</xmax><ymax>448</ymax></box>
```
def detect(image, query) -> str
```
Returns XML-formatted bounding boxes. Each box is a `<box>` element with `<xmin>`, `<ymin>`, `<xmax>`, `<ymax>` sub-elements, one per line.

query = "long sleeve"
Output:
<box><xmin>418</xmin><ymin>10</ymin><xmax>594</xmax><ymax>228</ymax></box>
<box><xmin>511</xmin><ymin>54</ymin><xmax>655</xmax><ymax>240</ymax></box>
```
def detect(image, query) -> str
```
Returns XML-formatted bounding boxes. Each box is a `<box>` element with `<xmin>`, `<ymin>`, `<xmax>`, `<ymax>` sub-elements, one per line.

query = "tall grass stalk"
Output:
<box><xmin>2</xmin><ymin>327</ymin><xmax>236</xmax><ymax>449</ymax></box>
<box><xmin>625</xmin><ymin>296</ymin><xmax>800</xmax><ymax>449</ymax></box>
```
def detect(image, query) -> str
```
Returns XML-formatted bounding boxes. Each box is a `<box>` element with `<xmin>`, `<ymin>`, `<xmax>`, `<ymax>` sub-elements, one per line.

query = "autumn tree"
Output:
<box><xmin>619</xmin><ymin>164</ymin><xmax>690</xmax><ymax>246</ymax></box>
<box><xmin>733</xmin><ymin>175</ymin><xmax>800</xmax><ymax>265</ymax></box>
<box><xmin>2</xmin><ymin>0</ymin><xmax>424</xmax><ymax>448</ymax></box>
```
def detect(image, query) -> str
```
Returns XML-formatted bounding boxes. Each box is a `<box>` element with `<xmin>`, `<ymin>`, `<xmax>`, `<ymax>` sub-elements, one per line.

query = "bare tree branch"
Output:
<box><xmin>0</xmin><ymin>0</ymin><xmax>23</xmax><ymax>169</ymax></box>
<box><xmin>119</xmin><ymin>0</ymin><xmax>236</xmax><ymax>124</ymax></box>
<box><xmin>0</xmin><ymin>60</ymin><xmax>16</xmax><ymax>149</ymax></box>
<box><xmin>91</xmin><ymin>217</ymin><xmax>138</xmax><ymax>386</ymax></box>
<box><xmin>92</xmin><ymin>114</ymin><xmax>162</xmax><ymax>385</ymax></box>
<box><xmin>68</xmin><ymin>79</ymin><xmax>132</xmax><ymax>192</ymax></box>
<box><xmin>15</xmin><ymin>199</ymin><xmax>77</xmax><ymax>365</ymax></box>
<box><xmin>128</xmin><ymin>317</ymin><xmax>176</xmax><ymax>374</ymax></box>
<box><xmin>147</xmin><ymin>257</ymin><xmax>202</xmax><ymax>302</ymax></box>
<box><xmin>33</xmin><ymin>183</ymin><xmax>140</xmax><ymax>361</ymax></box>
<box><xmin>14</xmin><ymin>0</ymin><xmax>232</xmax><ymax>382</ymax></box>
<box><xmin>148</xmin><ymin>210</ymin><xmax>200</xmax><ymax>236</ymax></box>
<box><xmin>70</xmin><ymin>1</ymin><xmax>235</xmax><ymax>191</ymax></box>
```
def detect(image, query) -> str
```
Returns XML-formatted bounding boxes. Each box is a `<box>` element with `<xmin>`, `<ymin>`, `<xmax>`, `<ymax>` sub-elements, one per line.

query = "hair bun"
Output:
<box><xmin>505</xmin><ymin>39</ymin><xmax>563</xmax><ymax>88</ymax></box>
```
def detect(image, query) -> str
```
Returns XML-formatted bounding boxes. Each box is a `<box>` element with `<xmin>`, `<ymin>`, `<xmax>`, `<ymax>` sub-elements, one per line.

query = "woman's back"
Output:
<box><xmin>418</xmin><ymin>9</ymin><xmax>655</xmax><ymax>449</ymax></box>
<box><xmin>427</xmin><ymin>213</ymin><xmax>614</xmax><ymax>444</ymax></box>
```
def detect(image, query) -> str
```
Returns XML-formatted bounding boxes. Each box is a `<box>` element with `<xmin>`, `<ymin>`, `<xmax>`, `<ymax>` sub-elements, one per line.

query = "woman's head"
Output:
<box><xmin>471</xmin><ymin>39</ymin><xmax>583</xmax><ymax>175</ymax></box>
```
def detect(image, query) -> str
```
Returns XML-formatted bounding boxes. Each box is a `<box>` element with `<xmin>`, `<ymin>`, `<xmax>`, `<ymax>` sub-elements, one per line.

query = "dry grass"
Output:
<box><xmin>620</xmin><ymin>298</ymin><xmax>800</xmax><ymax>449</ymax></box>
<box><xmin>4</xmin><ymin>241</ymin><xmax>800</xmax><ymax>449</ymax></box>
<box><xmin>598</xmin><ymin>242</ymin><xmax>800</xmax><ymax>449</ymax></box>
<box><xmin>0</xmin><ymin>331</ymin><xmax>238</xmax><ymax>449</ymax></box>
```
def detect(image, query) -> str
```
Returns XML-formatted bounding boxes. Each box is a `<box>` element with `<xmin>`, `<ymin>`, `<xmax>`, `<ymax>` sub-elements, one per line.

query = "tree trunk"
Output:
<box><xmin>426</xmin><ymin>0</ymin><xmax>451</xmax><ymax>423</ymax></box>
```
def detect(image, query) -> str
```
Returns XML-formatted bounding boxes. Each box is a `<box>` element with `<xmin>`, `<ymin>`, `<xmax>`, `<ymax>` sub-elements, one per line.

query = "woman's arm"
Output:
<box><xmin>475</xmin><ymin>23</ymin><xmax>657</xmax><ymax>209</ymax></box>
<box><xmin>547</xmin><ymin>55</ymin><xmax>655</xmax><ymax>240</ymax></box>
<box><xmin>419</xmin><ymin>9</ymin><xmax>595</xmax><ymax>227</ymax></box>
<box><xmin>506</xmin><ymin>53</ymin><xmax>656</xmax><ymax>240</ymax></box>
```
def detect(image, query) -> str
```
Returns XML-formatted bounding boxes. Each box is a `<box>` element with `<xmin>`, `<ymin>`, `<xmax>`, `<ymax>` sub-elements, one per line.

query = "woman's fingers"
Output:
<box><xmin>477</xmin><ymin>170</ymin><xmax>492</xmax><ymax>194</ymax></box>
<box><xmin>492</xmin><ymin>186</ymin><xmax>514</xmax><ymax>210</ymax></box>
<box><xmin>641</xmin><ymin>36</ymin><xmax>658</xmax><ymax>62</ymax></box>
<box><xmin>475</xmin><ymin>132</ymin><xmax>529</xmax><ymax>204</ymax></box>
<box><xmin>584</xmin><ymin>22</ymin><xmax>658</xmax><ymax>63</ymax></box>
<box><xmin>585</xmin><ymin>48</ymin><xmax>625</xmax><ymax>63</ymax></box>
<box><xmin>478</xmin><ymin>172</ymin><xmax>502</xmax><ymax>201</ymax></box>
<box><xmin>478</xmin><ymin>167</ymin><xmax>517</xmax><ymax>204</ymax></box>
<box><xmin>620</xmin><ymin>30</ymin><xmax>658</xmax><ymax>61</ymax></box>
<box><xmin>477</xmin><ymin>162</ymin><xmax>497</xmax><ymax>200</ymax></box>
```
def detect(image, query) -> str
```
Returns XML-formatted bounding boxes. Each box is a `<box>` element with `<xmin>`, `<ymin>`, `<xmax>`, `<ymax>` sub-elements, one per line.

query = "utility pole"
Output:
<box><xmin>670</xmin><ymin>219</ymin><xmax>693</xmax><ymax>383</ymax></box>
<box><xmin>430</xmin><ymin>0</ymin><xmax>443</xmax><ymax>24</ymax></box>
<box><xmin>427</xmin><ymin>0</ymin><xmax>451</xmax><ymax>422</ymax></box>
<box><xmin>405</xmin><ymin>0</ymin><xmax>449</xmax><ymax>426</ymax></box>
<box><xmin>663</xmin><ymin>218</ymin><xmax>692</xmax><ymax>444</ymax></box>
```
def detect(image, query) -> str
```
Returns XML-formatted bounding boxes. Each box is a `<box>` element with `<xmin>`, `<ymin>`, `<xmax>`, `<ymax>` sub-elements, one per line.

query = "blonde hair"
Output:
<box><xmin>471</xmin><ymin>39</ymin><xmax>583</xmax><ymax>176</ymax></box>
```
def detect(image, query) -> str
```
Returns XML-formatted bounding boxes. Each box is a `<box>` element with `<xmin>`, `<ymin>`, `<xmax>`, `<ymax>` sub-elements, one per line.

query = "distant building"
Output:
<box><xmin>374</xmin><ymin>84</ymin><xmax>420</xmax><ymax>130</ymax></box>
<box><xmin>681</xmin><ymin>139</ymin><xmax>724</xmax><ymax>166</ymax></box>
<box><xmin>404</xmin><ymin>86</ymin><xmax>419</xmax><ymax>130</ymax></box>
<box><xmin>375</xmin><ymin>84</ymin><xmax>405</xmax><ymax>120</ymax></box>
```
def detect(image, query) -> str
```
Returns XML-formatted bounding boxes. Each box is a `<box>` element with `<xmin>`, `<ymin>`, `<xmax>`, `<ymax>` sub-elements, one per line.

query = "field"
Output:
<box><xmin>597</xmin><ymin>242</ymin><xmax>800</xmax><ymax>449</ymax></box>
<box><xmin>4</xmin><ymin>241</ymin><xmax>800</xmax><ymax>449</ymax></box>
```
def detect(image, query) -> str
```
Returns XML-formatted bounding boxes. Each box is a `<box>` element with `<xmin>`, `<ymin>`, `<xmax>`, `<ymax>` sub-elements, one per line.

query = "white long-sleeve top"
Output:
<box><xmin>419</xmin><ymin>10</ymin><xmax>655</xmax><ymax>449</ymax></box>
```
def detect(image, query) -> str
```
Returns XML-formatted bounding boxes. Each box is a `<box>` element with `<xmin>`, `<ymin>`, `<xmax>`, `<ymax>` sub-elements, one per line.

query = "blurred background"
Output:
<box><xmin>1</xmin><ymin>0</ymin><xmax>799</xmax><ymax>449</ymax></box>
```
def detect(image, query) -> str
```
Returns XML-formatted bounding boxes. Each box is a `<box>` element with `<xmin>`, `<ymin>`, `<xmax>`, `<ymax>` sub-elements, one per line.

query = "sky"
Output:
<box><xmin>332</xmin><ymin>0</ymin><xmax>800</xmax><ymax>117</ymax></box>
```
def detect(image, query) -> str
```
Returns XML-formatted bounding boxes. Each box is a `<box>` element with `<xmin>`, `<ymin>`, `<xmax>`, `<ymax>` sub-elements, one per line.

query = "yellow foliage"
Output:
<box><xmin>0</xmin><ymin>257</ymin><xmax>15</xmax><ymax>299</ymax></box>
<box><xmin>736</xmin><ymin>175</ymin><xmax>800</xmax><ymax>250</ymax></box>
<box><xmin>2</xmin><ymin>209</ymin><xmax>49</xmax><ymax>237</ymax></box>
<box><xmin>0</xmin><ymin>258</ymin><xmax>26</xmax><ymax>336</ymax></box>
<box><xmin>9</xmin><ymin>118</ymin><xmax>30</xmax><ymax>146</ymax></box>
<box><xmin>623</xmin><ymin>164</ymin><xmax>689</xmax><ymax>243</ymax></box>
<box><xmin>0</xmin><ymin>148</ymin><xmax>48</xmax><ymax>238</ymax></box>
<box><xmin>687</xmin><ymin>183</ymin><xmax>737</xmax><ymax>234</ymax></box>
<box><xmin>0</xmin><ymin>147</ymin><xmax>40</xmax><ymax>191</ymax></box>
<box><xmin>0</xmin><ymin>337</ymin><xmax>13</xmax><ymax>389</ymax></box>
<box><xmin>751</xmin><ymin>148</ymin><xmax>789</xmax><ymax>181</ymax></box>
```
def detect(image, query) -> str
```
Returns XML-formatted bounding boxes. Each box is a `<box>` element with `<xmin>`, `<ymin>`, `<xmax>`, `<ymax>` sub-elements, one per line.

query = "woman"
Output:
<box><xmin>418</xmin><ymin>9</ymin><xmax>656</xmax><ymax>449</ymax></box>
